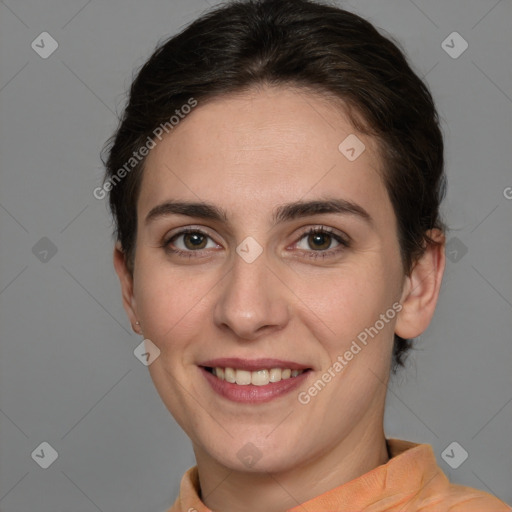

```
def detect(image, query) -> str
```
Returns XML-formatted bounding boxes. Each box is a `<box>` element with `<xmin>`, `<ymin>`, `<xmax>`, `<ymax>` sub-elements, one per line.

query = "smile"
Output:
<box><xmin>199</xmin><ymin>360</ymin><xmax>311</xmax><ymax>403</ymax></box>
<box><xmin>206</xmin><ymin>367</ymin><xmax>306</xmax><ymax>386</ymax></box>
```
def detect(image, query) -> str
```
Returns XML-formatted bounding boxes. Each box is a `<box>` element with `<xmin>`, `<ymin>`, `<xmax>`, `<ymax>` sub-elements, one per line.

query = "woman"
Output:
<box><xmin>102</xmin><ymin>0</ymin><xmax>511</xmax><ymax>510</ymax></box>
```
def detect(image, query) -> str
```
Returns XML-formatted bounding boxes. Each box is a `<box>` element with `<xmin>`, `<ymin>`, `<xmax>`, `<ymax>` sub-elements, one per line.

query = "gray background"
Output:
<box><xmin>0</xmin><ymin>0</ymin><xmax>511</xmax><ymax>510</ymax></box>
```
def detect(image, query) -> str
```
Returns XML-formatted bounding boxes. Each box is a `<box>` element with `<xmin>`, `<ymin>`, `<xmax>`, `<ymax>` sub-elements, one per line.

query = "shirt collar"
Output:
<box><xmin>172</xmin><ymin>439</ymin><xmax>442</xmax><ymax>512</ymax></box>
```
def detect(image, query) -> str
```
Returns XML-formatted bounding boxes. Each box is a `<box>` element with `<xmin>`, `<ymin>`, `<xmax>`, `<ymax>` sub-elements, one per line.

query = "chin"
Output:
<box><xmin>200</xmin><ymin>435</ymin><xmax>306</xmax><ymax>474</ymax></box>
<box><xmin>230</xmin><ymin>452</ymin><xmax>299</xmax><ymax>474</ymax></box>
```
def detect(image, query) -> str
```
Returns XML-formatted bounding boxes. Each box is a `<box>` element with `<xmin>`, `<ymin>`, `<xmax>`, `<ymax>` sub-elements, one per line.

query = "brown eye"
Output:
<box><xmin>165</xmin><ymin>229</ymin><xmax>219</xmax><ymax>255</ymax></box>
<box><xmin>183</xmin><ymin>232</ymin><xmax>208</xmax><ymax>250</ymax></box>
<box><xmin>307</xmin><ymin>231</ymin><xmax>332</xmax><ymax>250</ymax></box>
<box><xmin>294</xmin><ymin>227</ymin><xmax>349</xmax><ymax>259</ymax></box>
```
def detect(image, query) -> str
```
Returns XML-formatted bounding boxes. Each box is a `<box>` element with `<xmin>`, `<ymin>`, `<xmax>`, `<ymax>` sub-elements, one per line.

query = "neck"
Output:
<box><xmin>194</xmin><ymin>420</ymin><xmax>389</xmax><ymax>512</ymax></box>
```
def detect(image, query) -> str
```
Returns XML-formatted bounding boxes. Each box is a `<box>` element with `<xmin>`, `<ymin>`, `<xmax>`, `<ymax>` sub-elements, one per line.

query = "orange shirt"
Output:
<box><xmin>167</xmin><ymin>439</ymin><xmax>511</xmax><ymax>512</ymax></box>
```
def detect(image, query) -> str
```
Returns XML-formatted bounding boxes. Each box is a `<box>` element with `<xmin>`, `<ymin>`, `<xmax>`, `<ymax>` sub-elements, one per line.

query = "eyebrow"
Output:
<box><xmin>145</xmin><ymin>198</ymin><xmax>372</xmax><ymax>226</ymax></box>
<box><xmin>145</xmin><ymin>201</ymin><xmax>228</xmax><ymax>226</ymax></box>
<box><xmin>274</xmin><ymin>198</ymin><xmax>372</xmax><ymax>225</ymax></box>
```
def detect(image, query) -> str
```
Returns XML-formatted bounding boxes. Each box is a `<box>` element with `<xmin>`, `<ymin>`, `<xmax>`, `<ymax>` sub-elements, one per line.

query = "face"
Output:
<box><xmin>118</xmin><ymin>87</ymin><xmax>411</xmax><ymax>473</ymax></box>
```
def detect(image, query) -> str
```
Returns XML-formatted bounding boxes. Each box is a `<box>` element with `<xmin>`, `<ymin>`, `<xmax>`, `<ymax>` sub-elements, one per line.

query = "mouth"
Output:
<box><xmin>203</xmin><ymin>366</ymin><xmax>309</xmax><ymax>385</ymax></box>
<box><xmin>198</xmin><ymin>358</ymin><xmax>312</xmax><ymax>403</ymax></box>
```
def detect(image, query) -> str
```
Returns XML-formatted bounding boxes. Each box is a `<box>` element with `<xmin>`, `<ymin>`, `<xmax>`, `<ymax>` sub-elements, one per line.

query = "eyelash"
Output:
<box><xmin>162</xmin><ymin>226</ymin><xmax>350</xmax><ymax>260</ymax></box>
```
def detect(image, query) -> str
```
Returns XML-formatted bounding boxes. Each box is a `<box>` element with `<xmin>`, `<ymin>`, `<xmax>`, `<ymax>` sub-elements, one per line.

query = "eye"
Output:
<box><xmin>163</xmin><ymin>228</ymin><xmax>220</xmax><ymax>257</ymax></box>
<box><xmin>294</xmin><ymin>227</ymin><xmax>349</xmax><ymax>258</ymax></box>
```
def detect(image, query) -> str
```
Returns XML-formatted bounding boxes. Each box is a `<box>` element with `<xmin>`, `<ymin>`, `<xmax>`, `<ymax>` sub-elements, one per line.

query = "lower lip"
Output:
<box><xmin>200</xmin><ymin>367</ymin><xmax>310</xmax><ymax>403</ymax></box>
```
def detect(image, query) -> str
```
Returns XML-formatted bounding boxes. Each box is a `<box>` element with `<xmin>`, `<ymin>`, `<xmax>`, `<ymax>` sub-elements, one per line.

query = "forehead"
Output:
<box><xmin>139</xmin><ymin>87</ymin><xmax>392</xmax><ymax>226</ymax></box>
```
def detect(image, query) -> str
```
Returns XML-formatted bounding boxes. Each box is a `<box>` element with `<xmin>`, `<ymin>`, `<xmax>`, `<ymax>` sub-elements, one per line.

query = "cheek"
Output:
<box><xmin>133</xmin><ymin>254</ymin><xmax>217</xmax><ymax>348</ymax></box>
<box><xmin>293</xmin><ymin>260</ymin><xmax>398</xmax><ymax>345</ymax></box>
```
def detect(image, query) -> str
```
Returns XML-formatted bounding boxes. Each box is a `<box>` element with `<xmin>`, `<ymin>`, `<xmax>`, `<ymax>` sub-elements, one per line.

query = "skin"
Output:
<box><xmin>114</xmin><ymin>87</ymin><xmax>445</xmax><ymax>512</ymax></box>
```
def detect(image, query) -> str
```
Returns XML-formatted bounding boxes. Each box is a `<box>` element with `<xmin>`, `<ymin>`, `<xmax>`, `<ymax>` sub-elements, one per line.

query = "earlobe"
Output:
<box><xmin>113</xmin><ymin>242</ymin><xmax>139</xmax><ymax>333</ymax></box>
<box><xmin>395</xmin><ymin>229</ymin><xmax>446</xmax><ymax>340</ymax></box>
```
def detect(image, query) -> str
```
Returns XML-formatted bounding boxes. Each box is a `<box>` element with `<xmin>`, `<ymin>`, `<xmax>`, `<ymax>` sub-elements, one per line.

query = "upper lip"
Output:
<box><xmin>199</xmin><ymin>358</ymin><xmax>311</xmax><ymax>371</ymax></box>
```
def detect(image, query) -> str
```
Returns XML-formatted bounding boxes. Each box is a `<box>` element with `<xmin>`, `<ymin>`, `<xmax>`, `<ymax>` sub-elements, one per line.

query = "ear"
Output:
<box><xmin>395</xmin><ymin>229</ymin><xmax>446</xmax><ymax>339</ymax></box>
<box><xmin>113</xmin><ymin>242</ymin><xmax>140</xmax><ymax>334</ymax></box>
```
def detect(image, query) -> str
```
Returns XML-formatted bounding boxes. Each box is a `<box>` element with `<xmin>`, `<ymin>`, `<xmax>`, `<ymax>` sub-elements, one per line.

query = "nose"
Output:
<box><xmin>213</xmin><ymin>249</ymin><xmax>291</xmax><ymax>341</ymax></box>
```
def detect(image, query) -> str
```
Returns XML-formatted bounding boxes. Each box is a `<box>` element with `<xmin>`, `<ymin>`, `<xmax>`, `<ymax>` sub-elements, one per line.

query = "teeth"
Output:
<box><xmin>269</xmin><ymin>368</ymin><xmax>281</xmax><ymax>382</ymax></box>
<box><xmin>224</xmin><ymin>367</ymin><xmax>236</xmax><ymax>383</ymax></box>
<box><xmin>235</xmin><ymin>370</ymin><xmax>251</xmax><ymax>385</ymax></box>
<box><xmin>211</xmin><ymin>367</ymin><xmax>305</xmax><ymax>385</ymax></box>
<box><xmin>252</xmin><ymin>369</ymin><xmax>269</xmax><ymax>386</ymax></box>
